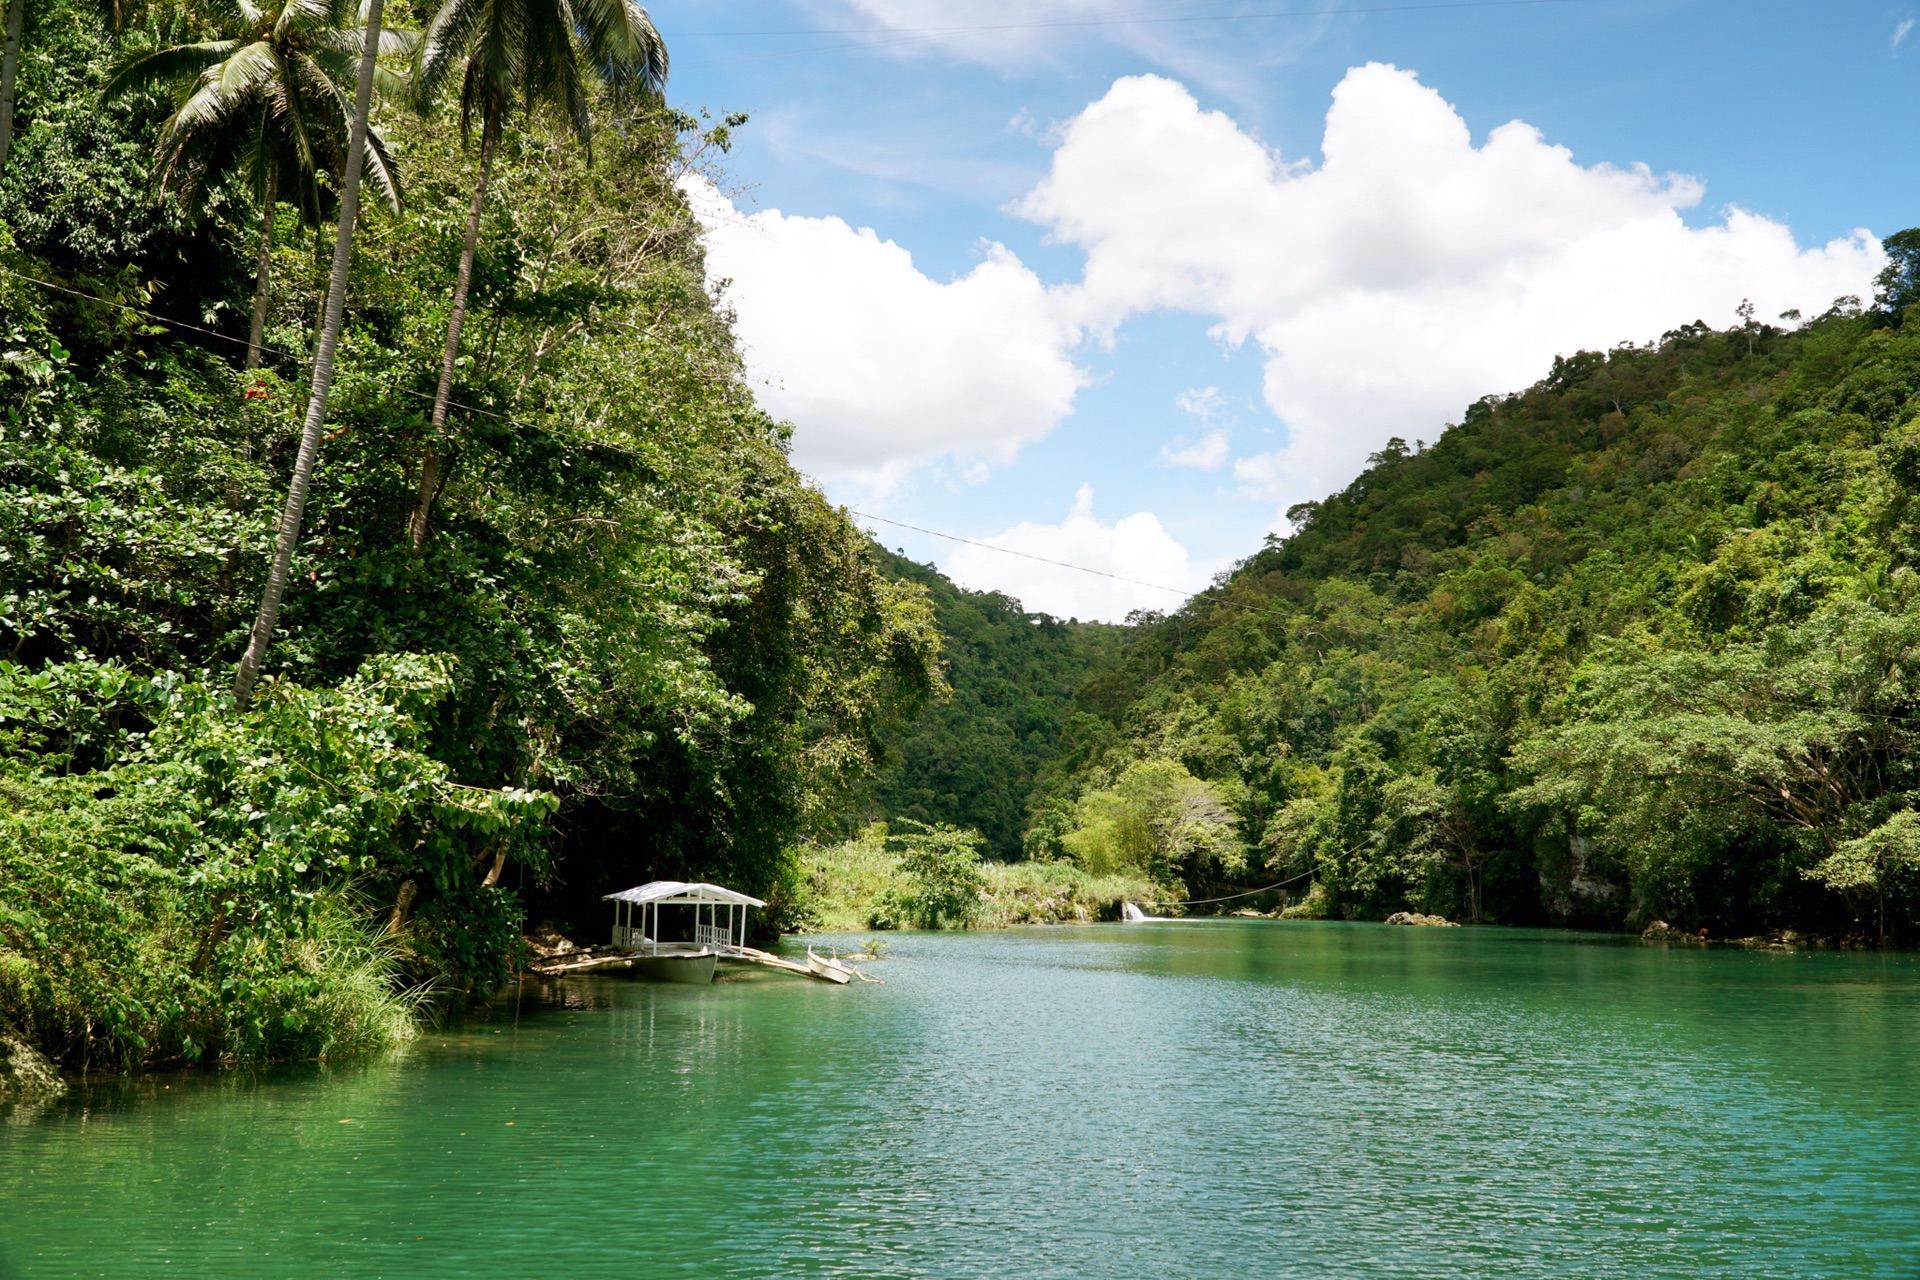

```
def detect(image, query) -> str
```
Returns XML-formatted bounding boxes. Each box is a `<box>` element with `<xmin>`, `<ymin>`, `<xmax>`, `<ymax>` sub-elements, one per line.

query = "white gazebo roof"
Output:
<box><xmin>603</xmin><ymin>881</ymin><xmax>766</xmax><ymax>908</ymax></box>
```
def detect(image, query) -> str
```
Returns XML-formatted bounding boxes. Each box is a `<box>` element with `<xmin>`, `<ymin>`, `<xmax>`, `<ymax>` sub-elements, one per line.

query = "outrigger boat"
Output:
<box><xmin>805</xmin><ymin>947</ymin><xmax>855</xmax><ymax>985</ymax></box>
<box><xmin>600</xmin><ymin>881</ymin><xmax>866</xmax><ymax>984</ymax></box>
<box><xmin>603</xmin><ymin>881</ymin><xmax>766</xmax><ymax>985</ymax></box>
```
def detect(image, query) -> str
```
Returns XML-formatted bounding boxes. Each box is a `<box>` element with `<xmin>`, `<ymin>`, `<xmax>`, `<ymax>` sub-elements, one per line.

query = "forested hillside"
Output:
<box><xmin>1034</xmin><ymin>257</ymin><xmax>1920</xmax><ymax>944</ymax></box>
<box><xmin>0</xmin><ymin>0</ymin><xmax>936</xmax><ymax>1070</ymax></box>
<box><xmin>838</xmin><ymin>549</ymin><xmax>1128</xmax><ymax>858</ymax></box>
<box><xmin>7</xmin><ymin>0</ymin><xmax>1919</xmax><ymax>1092</ymax></box>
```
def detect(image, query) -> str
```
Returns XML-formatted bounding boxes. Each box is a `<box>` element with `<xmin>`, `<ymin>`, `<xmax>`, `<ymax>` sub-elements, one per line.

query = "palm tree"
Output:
<box><xmin>104</xmin><ymin>0</ymin><xmax>407</xmax><ymax>368</ymax></box>
<box><xmin>0</xmin><ymin>0</ymin><xmax>25</xmax><ymax>173</ymax></box>
<box><xmin>231</xmin><ymin>0</ymin><xmax>394</xmax><ymax>709</ymax></box>
<box><xmin>402</xmin><ymin>0</ymin><xmax>666</xmax><ymax>548</ymax></box>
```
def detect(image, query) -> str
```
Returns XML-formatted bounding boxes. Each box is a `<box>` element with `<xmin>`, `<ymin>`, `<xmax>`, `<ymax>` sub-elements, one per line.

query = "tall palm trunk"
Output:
<box><xmin>0</xmin><ymin>0</ymin><xmax>25</xmax><ymax>174</ymax></box>
<box><xmin>405</xmin><ymin>110</ymin><xmax>498</xmax><ymax>549</ymax></box>
<box><xmin>232</xmin><ymin>0</ymin><xmax>386</xmax><ymax>709</ymax></box>
<box><xmin>246</xmin><ymin>164</ymin><xmax>277</xmax><ymax>371</ymax></box>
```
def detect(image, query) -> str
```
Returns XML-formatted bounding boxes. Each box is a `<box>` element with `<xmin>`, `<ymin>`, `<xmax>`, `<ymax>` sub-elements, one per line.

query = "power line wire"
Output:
<box><xmin>854</xmin><ymin>516</ymin><xmax>1480</xmax><ymax>664</ymax></box>
<box><xmin>0</xmin><ymin>279</ymin><xmax>1386</xmax><ymax>625</ymax></box>
<box><xmin>2</xmin><ymin>265</ymin><xmax>567</xmax><ymax>433</ymax></box>
<box><xmin>852</xmin><ymin>509</ymin><xmax>1192</xmax><ymax>595</ymax></box>
<box><xmin>1137</xmin><ymin>868</ymin><xmax>1315</xmax><ymax>908</ymax></box>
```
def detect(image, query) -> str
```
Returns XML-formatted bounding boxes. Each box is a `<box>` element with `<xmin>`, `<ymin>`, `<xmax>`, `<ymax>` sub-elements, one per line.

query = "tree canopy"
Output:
<box><xmin>0</xmin><ymin>0</ymin><xmax>937</xmax><ymax>1068</ymax></box>
<box><xmin>1033</xmin><ymin>289</ymin><xmax>1920</xmax><ymax>941</ymax></box>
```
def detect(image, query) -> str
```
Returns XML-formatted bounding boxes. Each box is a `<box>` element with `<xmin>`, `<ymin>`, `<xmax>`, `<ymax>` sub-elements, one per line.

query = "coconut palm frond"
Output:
<box><xmin>416</xmin><ymin>0</ymin><xmax>496</xmax><ymax>104</ymax></box>
<box><xmin>323</xmin><ymin>22</ymin><xmax>418</xmax><ymax>58</ymax></box>
<box><xmin>301</xmin><ymin>54</ymin><xmax>402</xmax><ymax>215</ymax></box>
<box><xmin>210</xmin><ymin>40</ymin><xmax>284</xmax><ymax>103</ymax></box>
<box><xmin>280</xmin><ymin>62</ymin><xmax>325</xmax><ymax>177</ymax></box>
<box><xmin>163</xmin><ymin>61</ymin><xmax>257</xmax><ymax>137</ymax></box>
<box><xmin>154</xmin><ymin>114</ymin><xmax>245</xmax><ymax>204</ymax></box>
<box><xmin>359</xmin><ymin>125</ymin><xmax>403</xmax><ymax>214</ymax></box>
<box><xmin>574</xmin><ymin>0</ymin><xmax>666</xmax><ymax>104</ymax></box>
<box><xmin>304</xmin><ymin>46</ymin><xmax>359</xmax><ymax>100</ymax></box>
<box><xmin>519</xmin><ymin>0</ymin><xmax>585</xmax><ymax>137</ymax></box>
<box><xmin>277</xmin><ymin>0</ymin><xmax>338</xmax><ymax>40</ymax></box>
<box><xmin>308</xmin><ymin>44</ymin><xmax>410</xmax><ymax>101</ymax></box>
<box><xmin>240</xmin><ymin>111</ymin><xmax>284</xmax><ymax>206</ymax></box>
<box><xmin>101</xmin><ymin>41</ymin><xmax>241</xmax><ymax>101</ymax></box>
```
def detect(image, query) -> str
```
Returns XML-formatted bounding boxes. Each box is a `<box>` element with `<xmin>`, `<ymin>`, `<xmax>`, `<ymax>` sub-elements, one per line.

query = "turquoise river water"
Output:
<box><xmin>2</xmin><ymin>920</ymin><xmax>1919</xmax><ymax>1278</ymax></box>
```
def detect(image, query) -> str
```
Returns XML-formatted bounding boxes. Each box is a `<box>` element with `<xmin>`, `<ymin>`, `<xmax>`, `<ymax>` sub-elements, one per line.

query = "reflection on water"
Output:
<box><xmin>3</xmin><ymin>922</ymin><xmax>1919</xmax><ymax>1278</ymax></box>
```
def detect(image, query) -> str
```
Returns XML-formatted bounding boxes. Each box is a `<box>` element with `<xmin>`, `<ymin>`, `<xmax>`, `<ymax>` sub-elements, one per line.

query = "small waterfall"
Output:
<box><xmin>1121</xmin><ymin>902</ymin><xmax>1148</xmax><ymax>922</ymax></box>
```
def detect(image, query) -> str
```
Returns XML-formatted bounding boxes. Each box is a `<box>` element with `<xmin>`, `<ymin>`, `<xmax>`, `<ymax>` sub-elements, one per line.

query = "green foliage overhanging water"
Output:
<box><xmin>10</xmin><ymin>0</ymin><xmax>1920</xmax><ymax>1086</ymax></box>
<box><xmin>0</xmin><ymin>0</ymin><xmax>939</xmax><ymax>1071</ymax></box>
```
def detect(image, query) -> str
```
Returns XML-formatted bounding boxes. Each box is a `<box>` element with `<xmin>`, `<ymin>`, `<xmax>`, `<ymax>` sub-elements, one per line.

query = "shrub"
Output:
<box><xmin>0</xmin><ymin>654</ymin><xmax>551</xmax><ymax>1068</ymax></box>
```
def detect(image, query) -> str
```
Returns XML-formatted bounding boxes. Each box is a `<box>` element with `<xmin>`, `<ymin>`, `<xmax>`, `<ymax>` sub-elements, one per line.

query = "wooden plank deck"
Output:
<box><xmin>529</xmin><ymin>944</ymin><xmax>838</xmax><ymax>981</ymax></box>
<box><xmin>724</xmin><ymin>945</ymin><xmax>820</xmax><ymax>978</ymax></box>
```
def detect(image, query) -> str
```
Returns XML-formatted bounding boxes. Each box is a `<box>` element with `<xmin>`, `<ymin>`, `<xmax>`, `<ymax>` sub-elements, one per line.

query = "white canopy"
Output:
<box><xmin>603</xmin><ymin>881</ymin><xmax>766</xmax><ymax>908</ymax></box>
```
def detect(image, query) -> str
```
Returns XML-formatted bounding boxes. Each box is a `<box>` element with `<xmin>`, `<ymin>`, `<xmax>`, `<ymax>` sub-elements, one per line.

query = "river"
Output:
<box><xmin>2</xmin><ymin>921</ymin><xmax>1917</xmax><ymax>1278</ymax></box>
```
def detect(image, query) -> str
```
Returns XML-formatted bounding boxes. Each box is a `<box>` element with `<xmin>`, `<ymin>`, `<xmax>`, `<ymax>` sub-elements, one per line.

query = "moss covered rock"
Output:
<box><xmin>0</xmin><ymin>1031</ymin><xmax>65</xmax><ymax>1099</ymax></box>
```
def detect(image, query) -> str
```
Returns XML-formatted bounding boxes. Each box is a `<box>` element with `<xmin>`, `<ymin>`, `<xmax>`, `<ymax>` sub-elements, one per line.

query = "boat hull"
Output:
<box><xmin>629</xmin><ymin>951</ymin><xmax>717</xmax><ymax>985</ymax></box>
<box><xmin>806</xmin><ymin>949</ymin><xmax>854</xmax><ymax>984</ymax></box>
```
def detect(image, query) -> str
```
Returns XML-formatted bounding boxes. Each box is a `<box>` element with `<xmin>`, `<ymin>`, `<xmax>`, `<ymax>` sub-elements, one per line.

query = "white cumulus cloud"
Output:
<box><xmin>1162</xmin><ymin>431</ymin><xmax>1229</xmax><ymax>469</ymax></box>
<box><xmin>942</xmin><ymin>486</ymin><xmax>1201</xmax><ymax>622</ymax></box>
<box><xmin>684</xmin><ymin>177</ymin><xmax>1084</xmax><ymax>488</ymax></box>
<box><xmin>1019</xmin><ymin>66</ymin><xmax>1885</xmax><ymax>514</ymax></box>
<box><xmin>1232</xmin><ymin>450</ymin><xmax>1289</xmax><ymax>500</ymax></box>
<box><xmin>1162</xmin><ymin>384</ymin><xmax>1230</xmax><ymax>468</ymax></box>
<box><xmin>690</xmin><ymin>66</ymin><xmax>1886</xmax><ymax>548</ymax></box>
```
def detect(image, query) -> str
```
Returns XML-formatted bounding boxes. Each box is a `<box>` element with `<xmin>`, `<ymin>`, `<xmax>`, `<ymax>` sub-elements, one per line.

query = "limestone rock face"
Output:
<box><xmin>1385</xmin><ymin>911</ymin><xmax>1459</xmax><ymax>927</ymax></box>
<box><xmin>0</xmin><ymin>1031</ymin><xmax>66</xmax><ymax>1099</ymax></box>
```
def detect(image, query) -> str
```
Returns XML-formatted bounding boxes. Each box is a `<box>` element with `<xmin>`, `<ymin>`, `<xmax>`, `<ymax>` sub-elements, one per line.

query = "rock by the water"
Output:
<box><xmin>1640</xmin><ymin>920</ymin><xmax>1706</xmax><ymax>944</ymax></box>
<box><xmin>1385</xmin><ymin>912</ymin><xmax>1458</xmax><ymax>927</ymax></box>
<box><xmin>0</xmin><ymin>1031</ymin><xmax>66</xmax><ymax>1099</ymax></box>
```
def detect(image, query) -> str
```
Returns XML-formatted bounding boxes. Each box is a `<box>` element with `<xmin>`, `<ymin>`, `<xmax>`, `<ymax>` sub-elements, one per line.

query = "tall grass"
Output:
<box><xmin>976</xmin><ymin>861</ymin><xmax>1160</xmax><ymax>927</ymax></box>
<box><xmin>299</xmin><ymin>894</ymin><xmax>422</xmax><ymax>1059</ymax></box>
<box><xmin>797</xmin><ymin>825</ymin><xmax>1160</xmax><ymax>931</ymax></box>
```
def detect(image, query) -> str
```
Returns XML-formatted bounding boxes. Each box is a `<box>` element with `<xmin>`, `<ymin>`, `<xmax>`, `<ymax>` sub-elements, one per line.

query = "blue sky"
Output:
<box><xmin>659</xmin><ymin>1</ymin><xmax>1919</xmax><ymax>619</ymax></box>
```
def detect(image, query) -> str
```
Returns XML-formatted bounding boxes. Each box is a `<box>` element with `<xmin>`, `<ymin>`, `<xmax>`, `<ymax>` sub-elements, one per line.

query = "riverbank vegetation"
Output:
<box><xmin>7</xmin><ymin>0</ymin><xmax>1920</xmax><ymax>1085</ymax></box>
<box><xmin>0</xmin><ymin>0</ymin><xmax>936</xmax><ymax>1070</ymax></box>
<box><xmin>797</xmin><ymin>822</ymin><xmax>1156</xmax><ymax>932</ymax></box>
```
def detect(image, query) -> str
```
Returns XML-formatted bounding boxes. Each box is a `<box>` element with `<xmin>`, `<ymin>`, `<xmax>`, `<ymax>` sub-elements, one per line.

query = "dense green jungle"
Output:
<box><xmin>1035</xmin><ymin>247</ymin><xmax>1920</xmax><ymax>947</ymax></box>
<box><xmin>848</xmin><ymin>251</ymin><xmax>1920</xmax><ymax>952</ymax></box>
<box><xmin>0</xmin><ymin>0</ymin><xmax>941</xmax><ymax>1073</ymax></box>
<box><xmin>845</xmin><ymin>549</ymin><xmax>1128</xmax><ymax>859</ymax></box>
<box><xmin>6</xmin><ymin>0</ymin><xmax>1920</xmax><ymax>1084</ymax></box>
